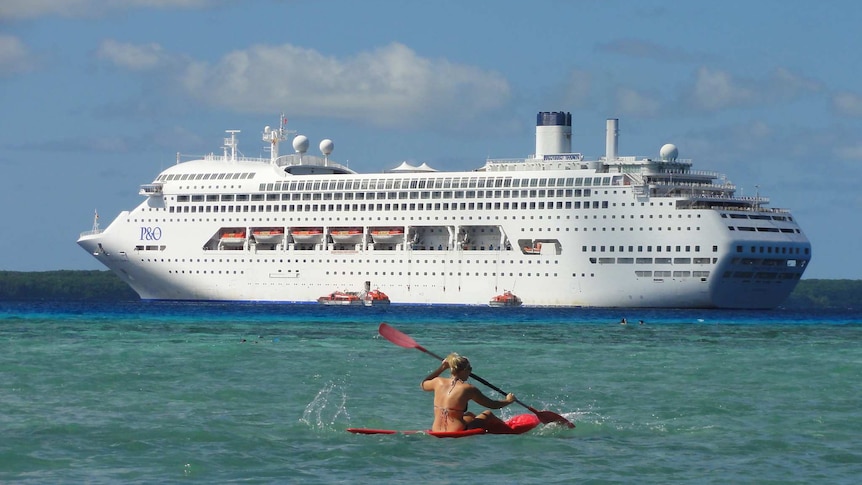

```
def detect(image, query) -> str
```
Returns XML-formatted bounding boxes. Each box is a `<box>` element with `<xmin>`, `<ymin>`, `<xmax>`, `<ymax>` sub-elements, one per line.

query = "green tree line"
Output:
<box><xmin>0</xmin><ymin>270</ymin><xmax>138</xmax><ymax>301</ymax></box>
<box><xmin>0</xmin><ymin>271</ymin><xmax>859</xmax><ymax>308</ymax></box>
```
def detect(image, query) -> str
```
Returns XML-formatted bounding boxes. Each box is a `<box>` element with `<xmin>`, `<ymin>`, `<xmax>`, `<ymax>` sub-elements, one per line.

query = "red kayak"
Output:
<box><xmin>347</xmin><ymin>413</ymin><xmax>541</xmax><ymax>438</ymax></box>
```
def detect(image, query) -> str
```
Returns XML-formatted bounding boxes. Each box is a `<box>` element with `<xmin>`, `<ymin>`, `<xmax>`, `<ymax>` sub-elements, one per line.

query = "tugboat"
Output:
<box><xmin>489</xmin><ymin>290</ymin><xmax>522</xmax><ymax>307</ymax></box>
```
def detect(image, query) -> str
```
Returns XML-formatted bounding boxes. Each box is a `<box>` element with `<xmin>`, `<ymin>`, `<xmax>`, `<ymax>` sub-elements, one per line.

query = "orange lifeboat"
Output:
<box><xmin>330</xmin><ymin>228</ymin><xmax>364</xmax><ymax>244</ymax></box>
<box><xmin>317</xmin><ymin>291</ymin><xmax>363</xmax><ymax>306</ymax></box>
<box><xmin>252</xmin><ymin>228</ymin><xmax>285</xmax><ymax>244</ymax></box>
<box><xmin>489</xmin><ymin>290</ymin><xmax>522</xmax><ymax>307</ymax></box>
<box><xmin>291</xmin><ymin>227</ymin><xmax>324</xmax><ymax>244</ymax></box>
<box><xmin>370</xmin><ymin>227</ymin><xmax>404</xmax><ymax>244</ymax></box>
<box><xmin>363</xmin><ymin>289</ymin><xmax>391</xmax><ymax>306</ymax></box>
<box><xmin>220</xmin><ymin>230</ymin><xmax>247</xmax><ymax>245</ymax></box>
<box><xmin>522</xmin><ymin>242</ymin><xmax>542</xmax><ymax>254</ymax></box>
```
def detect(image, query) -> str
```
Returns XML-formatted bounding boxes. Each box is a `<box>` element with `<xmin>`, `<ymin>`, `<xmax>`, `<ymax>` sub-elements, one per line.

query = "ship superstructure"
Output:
<box><xmin>78</xmin><ymin>112</ymin><xmax>811</xmax><ymax>308</ymax></box>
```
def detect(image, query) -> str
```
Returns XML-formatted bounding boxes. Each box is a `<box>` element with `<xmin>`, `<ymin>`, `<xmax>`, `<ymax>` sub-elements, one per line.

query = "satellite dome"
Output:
<box><xmin>319</xmin><ymin>139</ymin><xmax>334</xmax><ymax>156</ymax></box>
<box><xmin>292</xmin><ymin>135</ymin><xmax>309</xmax><ymax>154</ymax></box>
<box><xmin>660</xmin><ymin>143</ymin><xmax>679</xmax><ymax>162</ymax></box>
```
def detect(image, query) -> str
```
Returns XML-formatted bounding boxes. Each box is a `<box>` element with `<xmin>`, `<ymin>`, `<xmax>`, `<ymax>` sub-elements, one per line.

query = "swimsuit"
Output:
<box><xmin>435</xmin><ymin>378</ymin><xmax>468</xmax><ymax>428</ymax></box>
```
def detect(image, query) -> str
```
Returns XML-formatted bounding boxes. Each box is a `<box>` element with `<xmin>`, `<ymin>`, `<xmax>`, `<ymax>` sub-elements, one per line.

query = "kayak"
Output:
<box><xmin>347</xmin><ymin>413</ymin><xmax>541</xmax><ymax>438</ymax></box>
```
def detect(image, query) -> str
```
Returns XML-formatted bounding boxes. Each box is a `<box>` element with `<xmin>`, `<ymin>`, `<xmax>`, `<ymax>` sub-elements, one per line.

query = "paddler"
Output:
<box><xmin>421</xmin><ymin>353</ymin><xmax>515</xmax><ymax>432</ymax></box>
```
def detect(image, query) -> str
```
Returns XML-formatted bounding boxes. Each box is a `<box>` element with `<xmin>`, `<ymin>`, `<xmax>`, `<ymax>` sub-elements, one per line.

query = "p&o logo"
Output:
<box><xmin>140</xmin><ymin>226</ymin><xmax>163</xmax><ymax>241</ymax></box>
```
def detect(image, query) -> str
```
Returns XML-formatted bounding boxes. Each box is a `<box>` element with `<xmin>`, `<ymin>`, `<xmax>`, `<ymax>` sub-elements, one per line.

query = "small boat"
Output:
<box><xmin>522</xmin><ymin>242</ymin><xmax>542</xmax><ymax>254</ymax></box>
<box><xmin>330</xmin><ymin>228</ymin><xmax>364</xmax><ymax>244</ymax></box>
<box><xmin>220</xmin><ymin>231</ymin><xmax>246</xmax><ymax>245</ymax></box>
<box><xmin>252</xmin><ymin>228</ymin><xmax>285</xmax><ymax>244</ymax></box>
<box><xmin>363</xmin><ymin>288</ymin><xmax>391</xmax><ymax>306</ymax></box>
<box><xmin>370</xmin><ymin>227</ymin><xmax>404</xmax><ymax>244</ymax></box>
<box><xmin>317</xmin><ymin>291</ymin><xmax>363</xmax><ymax>306</ymax></box>
<box><xmin>291</xmin><ymin>227</ymin><xmax>324</xmax><ymax>244</ymax></box>
<box><xmin>489</xmin><ymin>290</ymin><xmax>522</xmax><ymax>307</ymax></box>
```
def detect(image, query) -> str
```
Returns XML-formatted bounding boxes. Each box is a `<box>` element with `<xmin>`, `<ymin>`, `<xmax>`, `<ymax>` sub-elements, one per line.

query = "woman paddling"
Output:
<box><xmin>421</xmin><ymin>353</ymin><xmax>515</xmax><ymax>432</ymax></box>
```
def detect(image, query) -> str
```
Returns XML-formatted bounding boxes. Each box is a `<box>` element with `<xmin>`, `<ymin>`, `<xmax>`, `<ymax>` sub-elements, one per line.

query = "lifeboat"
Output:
<box><xmin>489</xmin><ymin>290</ymin><xmax>522</xmax><ymax>307</ymax></box>
<box><xmin>370</xmin><ymin>227</ymin><xmax>405</xmax><ymax>244</ymax></box>
<box><xmin>291</xmin><ymin>227</ymin><xmax>324</xmax><ymax>244</ymax></box>
<box><xmin>330</xmin><ymin>228</ymin><xmax>364</xmax><ymax>244</ymax></box>
<box><xmin>317</xmin><ymin>291</ymin><xmax>363</xmax><ymax>306</ymax></box>
<box><xmin>252</xmin><ymin>228</ymin><xmax>285</xmax><ymax>244</ymax></box>
<box><xmin>220</xmin><ymin>231</ymin><xmax>246</xmax><ymax>245</ymax></box>
<box><xmin>522</xmin><ymin>242</ymin><xmax>542</xmax><ymax>254</ymax></box>
<box><xmin>363</xmin><ymin>288</ymin><xmax>391</xmax><ymax>306</ymax></box>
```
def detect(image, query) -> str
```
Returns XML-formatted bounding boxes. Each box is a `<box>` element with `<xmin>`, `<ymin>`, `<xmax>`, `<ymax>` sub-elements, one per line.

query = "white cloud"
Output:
<box><xmin>615</xmin><ymin>87</ymin><xmax>661</xmax><ymax>117</ymax></box>
<box><xmin>832</xmin><ymin>92</ymin><xmax>862</xmax><ymax>117</ymax></box>
<box><xmin>178</xmin><ymin>42</ymin><xmax>511</xmax><ymax>128</ymax></box>
<box><xmin>96</xmin><ymin>39</ymin><xmax>167</xmax><ymax>71</ymax></box>
<box><xmin>688</xmin><ymin>67</ymin><xmax>756</xmax><ymax>111</ymax></box>
<box><xmin>685</xmin><ymin>66</ymin><xmax>821</xmax><ymax>113</ymax></box>
<box><xmin>0</xmin><ymin>34</ymin><xmax>33</xmax><ymax>75</ymax></box>
<box><xmin>0</xmin><ymin>0</ymin><xmax>215</xmax><ymax>19</ymax></box>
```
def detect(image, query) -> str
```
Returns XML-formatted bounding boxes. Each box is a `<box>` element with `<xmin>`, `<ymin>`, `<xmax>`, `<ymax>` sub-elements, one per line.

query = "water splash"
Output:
<box><xmin>300</xmin><ymin>381</ymin><xmax>350</xmax><ymax>430</ymax></box>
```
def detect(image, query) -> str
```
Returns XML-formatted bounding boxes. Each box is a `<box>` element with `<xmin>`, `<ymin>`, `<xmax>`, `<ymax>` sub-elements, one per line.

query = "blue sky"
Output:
<box><xmin>1</xmin><ymin>0</ymin><xmax>859</xmax><ymax>279</ymax></box>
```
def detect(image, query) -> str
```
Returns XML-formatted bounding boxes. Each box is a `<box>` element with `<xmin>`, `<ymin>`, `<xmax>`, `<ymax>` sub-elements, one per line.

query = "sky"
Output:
<box><xmin>0</xmin><ymin>0</ymin><xmax>860</xmax><ymax>279</ymax></box>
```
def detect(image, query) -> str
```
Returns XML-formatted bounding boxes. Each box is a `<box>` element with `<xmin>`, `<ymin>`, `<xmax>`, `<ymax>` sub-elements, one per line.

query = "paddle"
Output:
<box><xmin>378</xmin><ymin>323</ymin><xmax>575</xmax><ymax>428</ymax></box>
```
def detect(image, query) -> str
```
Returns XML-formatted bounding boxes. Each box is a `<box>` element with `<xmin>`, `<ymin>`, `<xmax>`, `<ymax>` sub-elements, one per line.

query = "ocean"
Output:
<box><xmin>1</xmin><ymin>301</ymin><xmax>860</xmax><ymax>484</ymax></box>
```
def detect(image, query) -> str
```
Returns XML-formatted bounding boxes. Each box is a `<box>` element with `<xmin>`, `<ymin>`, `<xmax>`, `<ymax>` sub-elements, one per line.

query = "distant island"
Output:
<box><xmin>0</xmin><ymin>270</ymin><xmax>859</xmax><ymax>309</ymax></box>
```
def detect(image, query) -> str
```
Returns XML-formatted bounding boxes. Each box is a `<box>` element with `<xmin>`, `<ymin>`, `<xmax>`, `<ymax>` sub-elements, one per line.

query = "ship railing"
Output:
<box><xmin>180</xmin><ymin>153</ymin><xmax>271</xmax><ymax>163</ymax></box>
<box><xmin>649</xmin><ymin>180</ymin><xmax>736</xmax><ymax>191</ymax></box>
<box><xmin>139</xmin><ymin>183</ymin><xmax>164</xmax><ymax>195</ymax></box>
<box><xmin>483</xmin><ymin>158</ymin><xmax>585</xmax><ymax>171</ymax></box>
<box><xmin>79</xmin><ymin>229</ymin><xmax>103</xmax><ymax>237</ymax></box>
<box><xmin>275</xmin><ymin>154</ymin><xmax>353</xmax><ymax>172</ymax></box>
<box><xmin>643</xmin><ymin>168</ymin><xmax>720</xmax><ymax>178</ymax></box>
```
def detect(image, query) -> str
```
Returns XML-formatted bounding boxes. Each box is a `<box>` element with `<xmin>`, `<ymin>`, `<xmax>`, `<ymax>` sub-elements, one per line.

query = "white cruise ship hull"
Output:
<box><xmin>78</xmin><ymin>113</ymin><xmax>811</xmax><ymax>308</ymax></box>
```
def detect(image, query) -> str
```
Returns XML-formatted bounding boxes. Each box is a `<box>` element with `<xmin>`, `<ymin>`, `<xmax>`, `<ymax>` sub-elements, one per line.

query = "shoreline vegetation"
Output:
<box><xmin>0</xmin><ymin>270</ymin><xmax>859</xmax><ymax>309</ymax></box>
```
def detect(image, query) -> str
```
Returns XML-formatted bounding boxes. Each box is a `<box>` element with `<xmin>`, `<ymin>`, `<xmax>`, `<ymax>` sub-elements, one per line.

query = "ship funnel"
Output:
<box><xmin>535</xmin><ymin>111</ymin><xmax>571</xmax><ymax>158</ymax></box>
<box><xmin>606</xmin><ymin>118</ymin><xmax>618</xmax><ymax>161</ymax></box>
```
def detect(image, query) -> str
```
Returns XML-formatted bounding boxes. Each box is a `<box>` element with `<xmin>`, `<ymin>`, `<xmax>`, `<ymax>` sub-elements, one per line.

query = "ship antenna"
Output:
<box><xmin>224</xmin><ymin>130</ymin><xmax>240</xmax><ymax>161</ymax></box>
<box><xmin>92</xmin><ymin>209</ymin><xmax>100</xmax><ymax>233</ymax></box>
<box><xmin>263</xmin><ymin>113</ymin><xmax>289</xmax><ymax>164</ymax></box>
<box><xmin>755</xmin><ymin>184</ymin><xmax>760</xmax><ymax>211</ymax></box>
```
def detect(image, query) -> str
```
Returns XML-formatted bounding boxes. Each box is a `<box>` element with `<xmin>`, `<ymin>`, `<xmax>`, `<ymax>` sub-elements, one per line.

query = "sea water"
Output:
<box><xmin>0</xmin><ymin>301</ymin><xmax>860</xmax><ymax>484</ymax></box>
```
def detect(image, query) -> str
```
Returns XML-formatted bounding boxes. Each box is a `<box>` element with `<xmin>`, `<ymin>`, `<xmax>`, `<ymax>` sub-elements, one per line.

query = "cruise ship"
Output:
<box><xmin>77</xmin><ymin>111</ymin><xmax>811</xmax><ymax>308</ymax></box>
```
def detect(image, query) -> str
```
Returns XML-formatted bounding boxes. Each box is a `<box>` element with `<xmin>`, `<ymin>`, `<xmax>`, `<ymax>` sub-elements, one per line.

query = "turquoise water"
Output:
<box><xmin>1</xmin><ymin>302</ymin><xmax>860</xmax><ymax>483</ymax></box>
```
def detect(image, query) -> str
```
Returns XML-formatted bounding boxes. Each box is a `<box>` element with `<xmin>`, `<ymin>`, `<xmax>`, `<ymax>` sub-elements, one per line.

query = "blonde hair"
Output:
<box><xmin>445</xmin><ymin>353</ymin><xmax>471</xmax><ymax>373</ymax></box>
